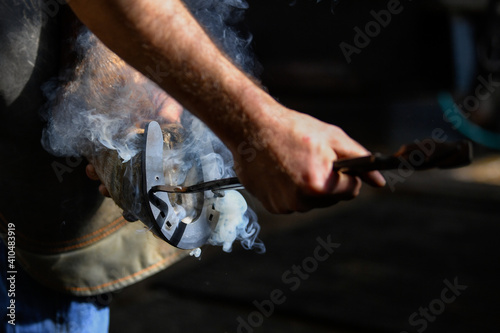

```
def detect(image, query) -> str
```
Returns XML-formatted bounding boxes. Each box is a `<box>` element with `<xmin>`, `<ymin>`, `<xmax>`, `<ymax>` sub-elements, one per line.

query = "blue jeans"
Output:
<box><xmin>0</xmin><ymin>241</ymin><xmax>110</xmax><ymax>333</ymax></box>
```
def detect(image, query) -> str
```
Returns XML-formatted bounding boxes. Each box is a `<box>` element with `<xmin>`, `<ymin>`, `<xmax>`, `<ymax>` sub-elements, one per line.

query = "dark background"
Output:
<box><xmin>110</xmin><ymin>1</ymin><xmax>500</xmax><ymax>332</ymax></box>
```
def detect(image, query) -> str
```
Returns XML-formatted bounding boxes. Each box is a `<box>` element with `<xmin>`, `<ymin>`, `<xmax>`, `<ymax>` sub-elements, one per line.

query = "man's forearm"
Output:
<box><xmin>68</xmin><ymin>0</ymin><xmax>279</xmax><ymax>151</ymax></box>
<box><xmin>69</xmin><ymin>0</ymin><xmax>386</xmax><ymax>213</ymax></box>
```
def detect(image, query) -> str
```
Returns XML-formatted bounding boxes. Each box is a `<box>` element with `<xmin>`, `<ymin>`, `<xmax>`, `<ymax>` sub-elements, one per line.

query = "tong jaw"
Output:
<box><xmin>143</xmin><ymin>121</ymin><xmax>215</xmax><ymax>250</ymax></box>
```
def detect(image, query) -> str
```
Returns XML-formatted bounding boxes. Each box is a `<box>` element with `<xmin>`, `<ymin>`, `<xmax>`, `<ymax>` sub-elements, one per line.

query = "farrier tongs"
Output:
<box><xmin>151</xmin><ymin>139</ymin><xmax>473</xmax><ymax>194</ymax></box>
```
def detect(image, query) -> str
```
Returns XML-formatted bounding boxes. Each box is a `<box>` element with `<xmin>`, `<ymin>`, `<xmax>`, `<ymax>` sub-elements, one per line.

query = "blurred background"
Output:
<box><xmin>109</xmin><ymin>0</ymin><xmax>500</xmax><ymax>332</ymax></box>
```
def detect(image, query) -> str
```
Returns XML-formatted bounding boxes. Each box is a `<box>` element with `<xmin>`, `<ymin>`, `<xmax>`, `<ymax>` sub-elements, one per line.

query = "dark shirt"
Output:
<box><xmin>0</xmin><ymin>0</ymin><xmax>101</xmax><ymax>249</ymax></box>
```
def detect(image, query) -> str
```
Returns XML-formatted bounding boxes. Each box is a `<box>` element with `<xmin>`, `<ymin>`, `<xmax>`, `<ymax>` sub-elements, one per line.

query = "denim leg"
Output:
<box><xmin>1</xmin><ymin>241</ymin><xmax>110</xmax><ymax>333</ymax></box>
<box><xmin>451</xmin><ymin>15</ymin><xmax>477</xmax><ymax>95</ymax></box>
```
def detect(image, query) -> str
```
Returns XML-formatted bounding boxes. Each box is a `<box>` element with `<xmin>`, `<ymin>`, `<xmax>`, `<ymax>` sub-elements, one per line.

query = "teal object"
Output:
<box><xmin>438</xmin><ymin>92</ymin><xmax>500</xmax><ymax>150</ymax></box>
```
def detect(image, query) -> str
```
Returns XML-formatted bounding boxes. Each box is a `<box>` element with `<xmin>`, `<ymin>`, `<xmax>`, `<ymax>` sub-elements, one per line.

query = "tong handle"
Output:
<box><xmin>152</xmin><ymin>140</ymin><xmax>473</xmax><ymax>194</ymax></box>
<box><xmin>152</xmin><ymin>177</ymin><xmax>243</xmax><ymax>194</ymax></box>
<box><xmin>333</xmin><ymin>140</ymin><xmax>473</xmax><ymax>173</ymax></box>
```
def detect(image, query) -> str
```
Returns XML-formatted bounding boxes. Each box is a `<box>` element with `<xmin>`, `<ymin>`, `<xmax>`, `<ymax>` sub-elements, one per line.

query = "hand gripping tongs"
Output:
<box><xmin>144</xmin><ymin>120</ymin><xmax>473</xmax><ymax>249</ymax></box>
<box><xmin>151</xmin><ymin>139</ymin><xmax>473</xmax><ymax>194</ymax></box>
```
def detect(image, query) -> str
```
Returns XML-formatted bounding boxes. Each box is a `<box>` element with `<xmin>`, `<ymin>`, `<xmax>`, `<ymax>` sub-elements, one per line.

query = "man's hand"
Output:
<box><xmin>232</xmin><ymin>107</ymin><xmax>385</xmax><ymax>213</ymax></box>
<box><xmin>86</xmin><ymin>164</ymin><xmax>111</xmax><ymax>197</ymax></box>
<box><xmin>69</xmin><ymin>0</ymin><xmax>385</xmax><ymax>213</ymax></box>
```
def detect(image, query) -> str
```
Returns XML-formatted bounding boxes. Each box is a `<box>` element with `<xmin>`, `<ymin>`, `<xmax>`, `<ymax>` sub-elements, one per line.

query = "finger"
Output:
<box><xmin>359</xmin><ymin>170</ymin><xmax>386</xmax><ymax>188</ymax></box>
<box><xmin>99</xmin><ymin>184</ymin><xmax>111</xmax><ymax>197</ymax></box>
<box><xmin>322</xmin><ymin>171</ymin><xmax>362</xmax><ymax>197</ymax></box>
<box><xmin>329</xmin><ymin>128</ymin><xmax>370</xmax><ymax>159</ymax></box>
<box><xmin>298</xmin><ymin>173</ymin><xmax>361</xmax><ymax>211</ymax></box>
<box><xmin>330</xmin><ymin>172</ymin><xmax>362</xmax><ymax>199</ymax></box>
<box><xmin>159</xmin><ymin>98</ymin><xmax>183</xmax><ymax>123</ymax></box>
<box><xmin>328</xmin><ymin>131</ymin><xmax>385</xmax><ymax>187</ymax></box>
<box><xmin>85</xmin><ymin>164</ymin><xmax>100</xmax><ymax>180</ymax></box>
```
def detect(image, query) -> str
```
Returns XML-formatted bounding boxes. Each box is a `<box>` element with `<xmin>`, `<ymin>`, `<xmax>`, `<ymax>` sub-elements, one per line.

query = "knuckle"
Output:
<box><xmin>329</xmin><ymin>125</ymin><xmax>346</xmax><ymax>138</ymax></box>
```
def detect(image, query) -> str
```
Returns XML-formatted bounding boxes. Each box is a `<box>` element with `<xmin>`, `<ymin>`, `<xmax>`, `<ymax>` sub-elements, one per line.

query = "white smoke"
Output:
<box><xmin>40</xmin><ymin>28</ymin><xmax>156</xmax><ymax>162</ymax></box>
<box><xmin>160</xmin><ymin>113</ymin><xmax>264</xmax><ymax>253</ymax></box>
<box><xmin>41</xmin><ymin>0</ymin><xmax>265</xmax><ymax>253</ymax></box>
<box><xmin>184</xmin><ymin>0</ymin><xmax>260</xmax><ymax>74</ymax></box>
<box><xmin>209</xmin><ymin>191</ymin><xmax>261</xmax><ymax>253</ymax></box>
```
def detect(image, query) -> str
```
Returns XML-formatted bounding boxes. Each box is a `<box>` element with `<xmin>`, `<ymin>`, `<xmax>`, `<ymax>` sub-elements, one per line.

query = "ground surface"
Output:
<box><xmin>109</xmin><ymin>163</ymin><xmax>500</xmax><ymax>333</ymax></box>
<box><xmin>109</xmin><ymin>3</ymin><xmax>500</xmax><ymax>331</ymax></box>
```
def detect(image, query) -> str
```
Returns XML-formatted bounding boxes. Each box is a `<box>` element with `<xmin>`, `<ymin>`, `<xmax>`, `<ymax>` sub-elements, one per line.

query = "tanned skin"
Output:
<box><xmin>71</xmin><ymin>0</ymin><xmax>385</xmax><ymax>213</ymax></box>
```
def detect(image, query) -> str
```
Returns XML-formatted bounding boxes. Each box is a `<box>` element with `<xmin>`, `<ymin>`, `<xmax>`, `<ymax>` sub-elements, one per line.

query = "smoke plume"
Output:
<box><xmin>41</xmin><ymin>0</ymin><xmax>265</xmax><ymax>253</ymax></box>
